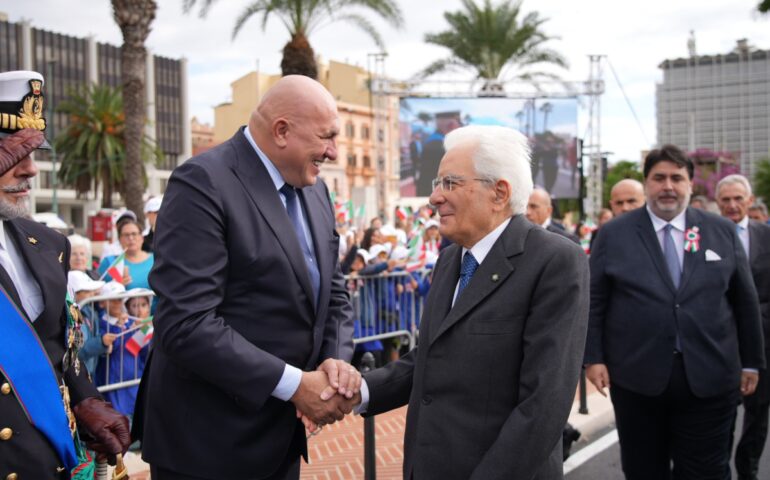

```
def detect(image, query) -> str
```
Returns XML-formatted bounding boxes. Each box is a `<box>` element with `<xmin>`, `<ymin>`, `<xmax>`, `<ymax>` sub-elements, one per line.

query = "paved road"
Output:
<box><xmin>567</xmin><ymin>406</ymin><xmax>770</xmax><ymax>479</ymax></box>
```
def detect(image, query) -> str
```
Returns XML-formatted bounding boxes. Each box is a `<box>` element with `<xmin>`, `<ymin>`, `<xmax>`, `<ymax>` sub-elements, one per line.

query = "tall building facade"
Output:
<box><xmin>0</xmin><ymin>17</ymin><xmax>191</xmax><ymax>230</ymax></box>
<box><xmin>213</xmin><ymin>60</ymin><xmax>401</xmax><ymax>221</ymax></box>
<box><xmin>656</xmin><ymin>39</ymin><xmax>770</xmax><ymax>179</ymax></box>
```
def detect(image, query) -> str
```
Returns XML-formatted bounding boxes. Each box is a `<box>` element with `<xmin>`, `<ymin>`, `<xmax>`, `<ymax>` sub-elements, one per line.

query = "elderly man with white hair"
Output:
<box><xmin>349</xmin><ymin>125</ymin><xmax>590</xmax><ymax>480</ymax></box>
<box><xmin>716</xmin><ymin>174</ymin><xmax>770</xmax><ymax>480</ymax></box>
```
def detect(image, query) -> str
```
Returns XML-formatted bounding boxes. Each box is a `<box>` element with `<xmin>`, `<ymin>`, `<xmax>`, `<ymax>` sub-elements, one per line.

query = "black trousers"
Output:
<box><xmin>734</xmin><ymin>367</ymin><xmax>770</xmax><ymax>480</ymax></box>
<box><xmin>150</xmin><ymin>456</ymin><xmax>300</xmax><ymax>480</ymax></box>
<box><xmin>611</xmin><ymin>354</ymin><xmax>739</xmax><ymax>480</ymax></box>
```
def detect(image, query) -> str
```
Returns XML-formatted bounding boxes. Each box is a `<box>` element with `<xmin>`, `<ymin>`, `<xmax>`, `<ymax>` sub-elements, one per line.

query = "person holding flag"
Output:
<box><xmin>98</xmin><ymin>218</ymin><xmax>154</xmax><ymax>292</ymax></box>
<box><xmin>0</xmin><ymin>69</ymin><xmax>129</xmax><ymax>480</ymax></box>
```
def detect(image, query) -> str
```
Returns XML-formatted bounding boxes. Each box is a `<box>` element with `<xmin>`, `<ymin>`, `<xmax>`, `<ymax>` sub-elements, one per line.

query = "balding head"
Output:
<box><xmin>249</xmin><ymin>75</ymin><xmax>339</xmax><ymax>187</ymax></box>
<box><xmin>526</xmin><ymin>188</ymin><xmax>553</xmax><ymax>226</ymax></box>
<box><xmin>610</xmin><ymin>179</ymin><xmax>644</xmax><ymax>216</ymax></box>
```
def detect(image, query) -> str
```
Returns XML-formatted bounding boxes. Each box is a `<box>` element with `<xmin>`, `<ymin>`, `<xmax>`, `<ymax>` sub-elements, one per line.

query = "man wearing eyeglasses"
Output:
<box><xmin>351</xmin><ymin>125</ymin><xmax>590</xmax><ymax>479</ymax></box>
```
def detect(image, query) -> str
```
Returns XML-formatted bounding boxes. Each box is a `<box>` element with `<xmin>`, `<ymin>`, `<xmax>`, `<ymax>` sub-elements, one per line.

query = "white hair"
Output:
<box><xmin>716</xmin><ymin>174</ymin><xmax>753</xmax><ymax>198</ymax></box>
<box><xmin>67</xmin><ymin>233</ymin><xmax>92</xmax><ymax>261</ymax></box>
<box><xmin>444</xmin><ymin>125</ymin><xmax>533</xmax><ymax>215</ymax></box>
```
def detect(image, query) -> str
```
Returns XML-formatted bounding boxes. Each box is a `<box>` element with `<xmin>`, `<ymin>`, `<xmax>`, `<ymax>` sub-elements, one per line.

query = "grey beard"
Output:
<box><xmin>0</xmin><ymin>196</ymin><xmax>30</xmax><ymax>220</ymax></box>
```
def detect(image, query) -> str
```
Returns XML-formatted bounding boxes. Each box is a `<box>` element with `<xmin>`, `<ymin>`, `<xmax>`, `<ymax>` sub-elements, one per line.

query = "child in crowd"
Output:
<box><xmin>96</xmin><ymin>282</ymin><xmax>144</xmax><ymax>418</ymax></box>
<box><xmin>68</xmin><ymin>271</ymin><xmax>116</xmax><ymax>377</ymax></box>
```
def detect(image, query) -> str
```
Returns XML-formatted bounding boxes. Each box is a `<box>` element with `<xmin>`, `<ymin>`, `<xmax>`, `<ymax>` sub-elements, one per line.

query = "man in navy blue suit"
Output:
<box><xmin>585</xmin><ymin>144</ymin><xmax>765</xmax><ymax>479</ymax></box>
<box><xmin>138</xmin><ymin>76</ymin><xmax>358</xmax><ymax>480</ymax></box>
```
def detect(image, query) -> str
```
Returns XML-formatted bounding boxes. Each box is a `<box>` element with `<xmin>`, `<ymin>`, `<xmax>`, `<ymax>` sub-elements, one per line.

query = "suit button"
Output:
<box><xmin>675</xmin><ymin>304</ymin><xmax>680</xmax><ymax>309</ymax></box>
<box><xmin>421</xmin><ymin>395</ymin><xmax>432</xmax><ymax>405</ymax></box>
<box><xmin>0</xmin><ymin>383</ymin><xmax>9</xmax><ymax>395</ymax></box>
<box><xmin>6</xmin><ymin>473</ymin><xmax>18</xmax><ymax>480</ymax></box>
<box><xmin>0</xmin><ymin>428</ymin><xmax>12</xmax><ymax>440</ymax></box>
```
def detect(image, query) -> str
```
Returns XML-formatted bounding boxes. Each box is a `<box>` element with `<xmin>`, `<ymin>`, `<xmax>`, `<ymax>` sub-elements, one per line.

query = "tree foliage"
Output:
<box><xmin>183</xmin><ymin>0</ymin><xmax>404</xmax><ymax>79</ymax></box>
<box><xmin>420</xmin><ymin>0</ymin><xmax>567</xmax><ymax>90</ymax></box>
<box><xmin>754</xmin><ymin>159</ymin><xmax>770</xmax><ymax>204</ymax></box>
<box><xmin>603</xmin><ymin>160</ymin><xmax>643</xmax><ymax>207</ymax></box>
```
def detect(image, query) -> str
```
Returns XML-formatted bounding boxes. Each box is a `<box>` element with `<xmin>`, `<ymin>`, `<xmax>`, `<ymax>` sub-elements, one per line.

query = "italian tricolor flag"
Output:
<box><xmin>126</xmin><ymin>318</ymin><xmax>153</xmax><ymax>356</ymax></box>
<box><xmin>102</xmin><ymin>252</ymin><xmax>126</xmax><ymax>284</ymax></box>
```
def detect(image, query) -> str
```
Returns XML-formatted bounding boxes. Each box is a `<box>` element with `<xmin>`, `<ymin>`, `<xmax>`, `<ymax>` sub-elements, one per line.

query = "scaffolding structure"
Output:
<box><xmin>367</xmin><ymin>57</ymin><xmax>606</xmax><ymax>220</ymax></box>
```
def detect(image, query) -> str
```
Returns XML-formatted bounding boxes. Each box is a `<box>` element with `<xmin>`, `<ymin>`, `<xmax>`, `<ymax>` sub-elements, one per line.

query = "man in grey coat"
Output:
<box><xmin>352</xmin><ymin>125</ymin><xmax>590</xmax><ymax>479</ymax></box>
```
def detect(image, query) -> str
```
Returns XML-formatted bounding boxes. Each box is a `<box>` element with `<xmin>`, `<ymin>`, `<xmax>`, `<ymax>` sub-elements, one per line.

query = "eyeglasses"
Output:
<box><xmin>120</xmin><ymin>232</ymin><xmax>142</xmax><ymax>239</ymax></box>
<box><xmin>431</xmin><ymin>175</ymin><xmax>492</xmax><ymax>192</ymax></box>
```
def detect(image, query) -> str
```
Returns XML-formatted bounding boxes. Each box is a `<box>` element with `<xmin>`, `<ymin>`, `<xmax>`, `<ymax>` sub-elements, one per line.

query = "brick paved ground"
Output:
<box><xmin>301</xmin><ymin>407</ymin><xmax>407</xmax><ymax>480</ymax></box>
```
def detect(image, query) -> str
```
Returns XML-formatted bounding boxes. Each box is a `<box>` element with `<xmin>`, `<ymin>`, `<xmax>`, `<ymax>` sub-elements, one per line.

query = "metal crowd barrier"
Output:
<box><xmin>78</xmin><ymin>290</ymin><xmax>155</xmax><ymax>394</ymax></box>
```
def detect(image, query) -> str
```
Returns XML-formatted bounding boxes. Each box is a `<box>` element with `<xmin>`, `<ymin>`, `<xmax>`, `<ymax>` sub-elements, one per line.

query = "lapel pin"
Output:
<box><xmin>58</xmin><ymin>252</ymin><xmax>64</xmax><ymax>264</ymax></box>
<box><xmin>27</xmin><ymin>236</ymin><xmax>38</xmax><ymax>245</ymax></box>
<box><xmin>491</xmin><ymin>273</ymin><xmax>499</xmax><ymax>282</ymax></box>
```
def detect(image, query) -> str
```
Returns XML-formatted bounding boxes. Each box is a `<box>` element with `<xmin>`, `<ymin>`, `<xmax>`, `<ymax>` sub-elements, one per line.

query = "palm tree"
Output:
<box><xmin>112</xmin><ymin>0</ymin><xmax>157</xmax><ymax>223</ymax></box>
<box><xmin>182</xmin><ymin>0</ymin><xmax>404</xmax><ymax>79</ymax></box>
<box><xmin>420</xmin><ymin>0</ymin><xmax>567</xmax><ymax>92</ymax></box>
<box><xmin>759</xmin><ymin>0</ymin><xmax>770</xmax><ymax>14</ymax></box>
<box><xmin>55</xmin><ymin>85</ymin><xmax>126</xmax><ymax>208</ymax></box>
<box><xmin>55</xmin><ymin>84</ymin><xmax>163</xmax><ymax>208</ymax></box>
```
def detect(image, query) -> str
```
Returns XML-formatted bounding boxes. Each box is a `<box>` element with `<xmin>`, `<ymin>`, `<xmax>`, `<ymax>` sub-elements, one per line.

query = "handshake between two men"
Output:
<box><xmin>291</xmin><ymin>358</ymin><xmax>364</xmax><ymax>432</ymax></box>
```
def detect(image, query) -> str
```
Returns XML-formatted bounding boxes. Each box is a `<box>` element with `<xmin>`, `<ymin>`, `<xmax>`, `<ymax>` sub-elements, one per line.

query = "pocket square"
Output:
<box><xmin>705</xmin><ymin>249</ymin><xmax>722</xmax><ymax>261</ymax></box>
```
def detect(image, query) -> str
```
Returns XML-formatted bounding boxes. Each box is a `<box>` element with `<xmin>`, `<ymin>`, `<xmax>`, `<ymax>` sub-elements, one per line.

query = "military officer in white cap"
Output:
<box><xmin>0</xmin><ymin>70</ymin><xmax>131</xmax><ymax>479</ymax></box>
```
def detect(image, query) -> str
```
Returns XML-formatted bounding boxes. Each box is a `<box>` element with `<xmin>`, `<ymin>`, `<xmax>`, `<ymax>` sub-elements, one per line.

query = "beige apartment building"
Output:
<box><xmin>213</xmin><ymin>60</ymin><xmax>401</xmax><ymax>221</ymax></box>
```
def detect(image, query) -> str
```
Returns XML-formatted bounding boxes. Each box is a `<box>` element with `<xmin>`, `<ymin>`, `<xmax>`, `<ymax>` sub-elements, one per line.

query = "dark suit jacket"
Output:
<box><xmin>0</xmin><ymin>218</ymin><xmax>99</xmax><ymax>479</ymax></box>
<box><xmin>749</xmin><ymin>220</ymin><xmax>770</xmax><ymax>402</ymax></box>
<box><xmin>139</xmin><ymin>128</ymin><xmax>354</xmax><ymax>479</ymax></box>
<box><xmin>546</xmin><ymin>223</ymin><xmax>580</xmax><ymax>245</ymax></box>
<box><xmin>585</xmin><ymin>207</ymin><xmax>765</xmax><ymax>398</ymax></box>
<box><xmin>364</xmin><ymin>215</ymin><xmax>589</xmax><ymax>480</ymax></box>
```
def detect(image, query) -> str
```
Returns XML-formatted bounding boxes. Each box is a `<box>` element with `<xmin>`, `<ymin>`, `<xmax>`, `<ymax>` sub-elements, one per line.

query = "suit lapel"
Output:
<box><xmin>429</xmin><ymin>216</ymin><xmax>527</xmax><ymax>346</ymax></box>
<box><xmin>0</xmin><ymin>263</ymin><xmax>23</xmax><ymax>311</ymax></box>
<box><xmin>227</xmin><ymin>129</ymin><xmax>316</xmax><ymax>316</ymax></box>
<box><xmin>748</xmin><ymin>221</ymin><xmax>761</xmax><ymax>264</ymax></box>
<box><xmin>634</xmin><ymin>210</ymin><xmax>677</xmax><ymax>294</ymax></box>
<box><xmin>5</xmin><ymin>220</ymin><xmax>59</xmax><ymax>324</ymax></box>
<box><xmin>298</xmin><ymin>186</ymin><xmax>331</xmax><ymax>319</ymax></box>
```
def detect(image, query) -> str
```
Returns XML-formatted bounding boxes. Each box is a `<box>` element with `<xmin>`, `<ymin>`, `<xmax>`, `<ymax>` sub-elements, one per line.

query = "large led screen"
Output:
<box><xmin>399</xmin><ymin>97</ymin><xmax>580</xmax><ymax>199</ymax></box>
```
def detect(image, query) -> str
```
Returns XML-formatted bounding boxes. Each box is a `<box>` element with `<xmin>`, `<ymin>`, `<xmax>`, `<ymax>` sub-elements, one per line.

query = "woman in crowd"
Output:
<box><xmin>68</xmin><ymin>233</ymin><xmax>99</xmax><ymax>279</ymax></box>
<box><xmin>98</xmin><ymin>218</ymin><xmax>154</xmax><ymax>292</ymax></box>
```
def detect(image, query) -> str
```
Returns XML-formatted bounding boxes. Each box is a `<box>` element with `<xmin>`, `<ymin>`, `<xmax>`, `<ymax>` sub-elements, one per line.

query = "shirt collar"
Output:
<box><xmin>461</xmin><ymin>217</ymin><xmax>512</xmax><ymax>266</ymax></box>
<box><xmin>646</xmin><ymin>205</ymin><xmax>687</xmax><ymax>232</ymax></box>
<box><xmin>0</xmin><ymin>221</ymin><xmax>6</xmax><ymax>250</ymax></box>
<box><xmin>542</xmin><ymin>217</ymin><xmax>552</xmax><ymax>228</ymax></box>
<box><xmin>242</xmin><ymin>126</ymin><xmax>286</xmax><ymax>192</ymax></box>
<box><xmin>738</xmin><ymin>216</ymin><xmax>749</xmax><ymax>229</ymax></box>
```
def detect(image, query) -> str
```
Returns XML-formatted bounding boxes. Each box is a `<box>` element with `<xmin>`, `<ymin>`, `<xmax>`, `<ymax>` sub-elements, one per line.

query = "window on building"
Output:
<box><xmin>361</xmin><ymin>125</ymin><xmax>370</xmax><ymax>140</ymax></box>
<box><xmin>378</xmin><ymin>129</ymin><xmax>385</xmax><ymax>142</ymax></box>
<box><xmin>347</xmin><ymin>153</ymin><xmax>357</xmax><ymax>167</ymax></box>
<box><xmin>345</xmin><ymin>122</ymin><xmax>355</xmax><ymax>138</ymax></box>
<box><xmin>363</xmin><ymin>155</ymin><xmax>371</xmax><ymax>168</ymax></box>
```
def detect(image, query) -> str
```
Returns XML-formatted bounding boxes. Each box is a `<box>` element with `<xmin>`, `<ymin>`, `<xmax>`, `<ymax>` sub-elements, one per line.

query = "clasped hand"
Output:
<box><xmin>290</xmin><ymin>358</ymin><xmax>362</xmax><ymax>433</ymax></box>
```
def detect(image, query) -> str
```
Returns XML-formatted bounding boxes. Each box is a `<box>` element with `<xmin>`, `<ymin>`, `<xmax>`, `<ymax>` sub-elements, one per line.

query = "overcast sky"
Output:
<box><xmin>2</xmin><ymin>0</ymin><xmax>769</xmax><ymax>163</ymax></box>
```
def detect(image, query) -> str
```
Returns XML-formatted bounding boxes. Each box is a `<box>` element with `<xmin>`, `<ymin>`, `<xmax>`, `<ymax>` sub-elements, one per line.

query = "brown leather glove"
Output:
<box><xmin>72</xmin><ymin>397</ymin><xmax>131</xmax><ymax>465</ymax></box>
<box><xmin>0</xmin><ymin>129</ymin><xmax>44</xmax><ymax>176</ymax></box>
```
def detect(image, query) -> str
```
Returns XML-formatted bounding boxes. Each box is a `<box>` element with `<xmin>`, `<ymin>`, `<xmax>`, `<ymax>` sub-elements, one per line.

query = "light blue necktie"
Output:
<box><xmin>457</xmin><ymin>251</ymin><xmax>479</xmax><ymax>299</ymax></box>
<box><xmin>280</xmin><ymin>184</ymin><xmax>320</xmax><ymax>306</ymax></box>
<box><xmin>663</xmin><ymin>224</ymin><xmax>681</xmax><ymax>289</ymax></box>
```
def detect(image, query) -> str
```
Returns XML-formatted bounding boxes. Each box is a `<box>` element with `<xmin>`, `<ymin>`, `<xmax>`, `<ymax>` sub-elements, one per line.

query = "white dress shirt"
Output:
<box><xmin>0</xmin><ymin>221</ymin><xmax>44</xmax><ymax>321</ymax></box>
<box><xmin>358</xmin><ymin>217</ymin><xmax>513</xmax><ymax>412</ymax></box>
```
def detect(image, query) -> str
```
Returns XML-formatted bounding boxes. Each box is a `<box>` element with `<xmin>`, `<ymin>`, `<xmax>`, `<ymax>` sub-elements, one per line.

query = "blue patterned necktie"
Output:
<box><xmin>280</xmin><ymin>184</ymin><xmax>320</xmax><ymax>306</ymax></box>
<box><xmin>663</xmin><ymin>224</ymin><xmax>681</xmax><ymax>289</ymax></box>
<box><xmin>456</xmin><ymin>251</ymin><xmax>479</xmax><ymax>299</ymax></box>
